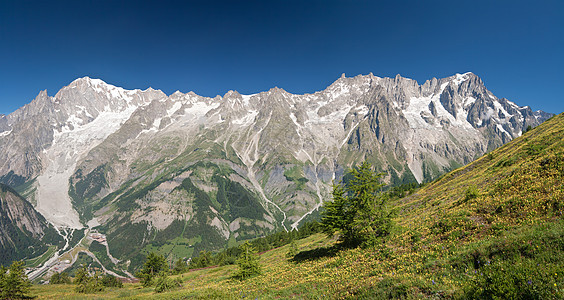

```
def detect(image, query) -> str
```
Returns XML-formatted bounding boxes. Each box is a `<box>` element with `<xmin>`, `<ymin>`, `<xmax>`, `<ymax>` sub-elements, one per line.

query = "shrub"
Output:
<box><xmin>172</xmin><ymin>258</ymin><xmax>188</xmax><ymax>275</ymax></box>
<box><xmin>74</xmin><ymin>271</ymin><xmax>105</xmax><ymax>294</ymax></box>
<box><xmin>73</xmin><ymin>266</ymin><xmax>89</xmax><ymax>285</ymax></box>
<box><xmin>464</xmin><ymin>185</ymin><xmax>480</xmax><ymax>201</ymax></box>
<box><xmin>189</xmin><ymin>250</ymin><xmax>213</xmax><ymax>269</ymax></box>
<box><xmin>154</xmin><ymin>272</ymin><xmax>182</xmax><ymax>293</ymax></box>
<box><xmin>464</xmin><ymin>259</ymin><xmax>562</xmax><ymax>299</ymax></box>
<box><xmin>100</xmin><ymin>274</ymin><xmax>123</xmax><ymax>288</ymax></box>
<box><xmin>50</xmin><ymin>271</ymin><xmax>71</xmax><ymax>284</ymax></box>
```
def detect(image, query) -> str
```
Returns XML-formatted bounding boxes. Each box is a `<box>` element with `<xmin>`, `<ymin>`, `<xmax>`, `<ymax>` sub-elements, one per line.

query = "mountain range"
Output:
<box><xmin>0</xmin><ymin>72</ymin><xmax>552</xmax><ymax>270</ymax></box>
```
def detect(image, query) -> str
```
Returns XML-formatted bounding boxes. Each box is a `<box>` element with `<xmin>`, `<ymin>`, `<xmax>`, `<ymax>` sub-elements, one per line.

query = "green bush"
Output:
<box><xmin>464</xmin><ymin>259</ymin><xmax>562</xmax><ymax>299</ymax></box>
<box><xmin>50</xmin><ymin>271</ymin><xmax>71</xmax><ymax>284</ymax></box>
<box><xmin>154</xmin><ymin>272</ymin><xmax>182</xmax><ymax>293</ymax></box>
<box><xmin>172</xmin><ymin>258</ymin><xmax>188</xmax><ymax>275</ymax></box>
<box><xmin>100</xmin><ymin>274</ymin><xmax>123</xmax><ymax>288</ymax></box>
<box><xmin>74</xmin><ymin>271</ymin><xmax>105</xmax><ymax>294</ymax></box>
<box><xmin>464</xmin><ymin>185</ymin><xmax>480</xmax><ymax>201</ymax></box>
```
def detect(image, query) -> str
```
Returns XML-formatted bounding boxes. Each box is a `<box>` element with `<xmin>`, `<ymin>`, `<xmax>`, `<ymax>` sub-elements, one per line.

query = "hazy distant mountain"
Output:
<box><xmin>0</xmin><ymin>72</ymin><xmax>552</xmax><ymax>270</ymax></box>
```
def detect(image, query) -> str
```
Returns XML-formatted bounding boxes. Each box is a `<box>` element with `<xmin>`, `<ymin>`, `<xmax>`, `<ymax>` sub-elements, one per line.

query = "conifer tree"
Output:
<box><xmin>136</xmin><ymin>252</ymin><xmax>167</xmax><ymax>287</ymax></box>
<box><xmin>286</xmin><ymin>239</ymin><xmax>299</xmax><ymax>258</ymax></box>
<box><xmin>321</xmin><ymin>161</ymin><xmax>391</xmax><ymax>246</ymax></box>
<box><xmin>233</xmin><ymin>241</ymin><xmax>261</xmax><ymax>280</ymax></box>
<box><xmin>0</xmin><ymin>261</ymin><xmax>32</xmax><ymax>299</ymax></box>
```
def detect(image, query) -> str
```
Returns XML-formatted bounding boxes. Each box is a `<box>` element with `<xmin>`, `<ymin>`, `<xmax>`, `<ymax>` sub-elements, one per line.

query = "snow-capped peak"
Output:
<box><xmin>452</xmin><ymin>72</ymin><xmax>473</xmax><ymax>85</ymax></box>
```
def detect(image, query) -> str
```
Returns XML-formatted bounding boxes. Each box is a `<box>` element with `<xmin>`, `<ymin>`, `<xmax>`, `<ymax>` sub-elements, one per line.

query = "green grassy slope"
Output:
<box><xmin>30</xmin><ymin>113</ymin><xmax>564</xmax><ymax>299</ymax></box>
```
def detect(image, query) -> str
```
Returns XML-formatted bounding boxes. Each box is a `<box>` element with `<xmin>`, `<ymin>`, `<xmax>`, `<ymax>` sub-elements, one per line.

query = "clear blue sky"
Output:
<box><xmin>1</xmin><ymin>0</ymin><xmax>563</xmax><ymax>115</ymax></box>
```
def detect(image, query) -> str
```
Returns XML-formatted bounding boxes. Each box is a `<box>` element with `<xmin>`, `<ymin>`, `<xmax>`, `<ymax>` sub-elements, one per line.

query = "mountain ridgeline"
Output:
<box><xmin>0</xmin><ymin>72</ymin><xmax>552</xmax><ymax>270</ymax></box>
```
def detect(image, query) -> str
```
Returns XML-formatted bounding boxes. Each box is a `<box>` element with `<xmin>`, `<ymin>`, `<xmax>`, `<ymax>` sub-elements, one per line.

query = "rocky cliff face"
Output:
<box><xmin>0</xmin><ymin>184</ymin><xmax>62</xmax><ymax>265</ymax></box>
<box><xmin>0</xmin><ymin>72</ymin><xmax>552</xmax><ymax>269</ymax></box>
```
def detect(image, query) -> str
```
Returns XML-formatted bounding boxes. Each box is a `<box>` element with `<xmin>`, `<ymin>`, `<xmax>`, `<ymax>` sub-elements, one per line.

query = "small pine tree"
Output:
<box><xmin>321</xmin><ymin>162</ymin><xmax>391</xmax><ymax>247</ymax></box>
<box><xmin>74</xmin><ymin>266</ymin><xmax>89</xmax><ymax>285</ymax></box>
<box><xmin>0</xmin><ymin>261</ymin><xmax>32</xmax><ymax>299</ymax></box>
<box><xmin>172</xmin><ymin>258</ymin><xmax>187</xmax><ymax>275</ymax></box>
<box><xmin>136</xmin><ymin>252</ymin><xmax>167</xmax><ymax>287</ymax></box>
<box><xmin>190</xmin><ymin>250</ymin><xmax>212</xmax><ymax>269</ymax></box>
<box><xmin>286</xmin><ymin>239</ymin><xmax>299</xmax><ymax>258</ymax></box>
<box><xmin>232</xmin><ymin>241</ymin><xmax>261</xmax><ymax>280</ymax></box>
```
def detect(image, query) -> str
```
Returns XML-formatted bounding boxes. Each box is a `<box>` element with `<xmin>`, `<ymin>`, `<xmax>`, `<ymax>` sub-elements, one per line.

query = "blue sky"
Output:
<box><xmin>1</xmin><ymin>0</ymin><xmax>563</xmax><ymax>115</ymax></box>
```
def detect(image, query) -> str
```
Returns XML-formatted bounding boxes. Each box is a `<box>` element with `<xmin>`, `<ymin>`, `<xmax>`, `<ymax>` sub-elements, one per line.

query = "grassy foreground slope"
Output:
<box><xmin>32</xmin><ymin>113</ymin><xmax>563</xmax><ymax>299</ymax></box>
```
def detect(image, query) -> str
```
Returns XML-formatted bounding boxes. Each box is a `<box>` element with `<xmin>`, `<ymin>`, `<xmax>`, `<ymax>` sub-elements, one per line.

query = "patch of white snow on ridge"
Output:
<box><xmin>483</xmin><ymin>107</ymin><xmax>495</xmax><ymax>120</ymax></box>
<box><xmin>403</xmin><ymin>96</ymin><xmax>432</xmax><ymax>129</ymax></box>
<box><xmin>241</xmin><ymin>94</ymin><xmax>256</xmax><ymax>106</ymax></box>
<box><xmin>440</xmin><ymin>81</ymin><xmax>450</xmax><ymax>91</ymax></box>
<box><xmin>496</xmin><ymin>124</ymin><xmax>511</xmax><ymax>137</ymax></box>
<box><xmin>289</xmin><ymin>113</ymin><xmax>301</xmax><ymax>128</ymax></box>
<box><xmin>453</xmin><ymin>73</ymin><xmax>469</xmax><ymax>85</ymax></box>
<box><xmin>36</xmin><ymin>104</ymin><xmax>142</xmax><ymax>229</ymax></box>
<box><xmin>305</xmin><ymin>104</ymin><xmax>352</xmax><ymax>125</ymax></box>
<box><xmin>184</xmin><ymin>101</ymin><xmax>219</xmax><ymax>117</ymax></box>
<box><xmin>167</xmin><ymin>101</ymin><xmax>183</xmax><ymax>117</ymax></box>
<box><xmin>464</xmin><ymin>97</ymin><xmax>477</xmax><ymax>107</ymax></box>
<box><xmin>138</xmin><ymin>117</ymin><xmax>163</xmax><ymax>136</ymax></box>
<box><xmin>232</xmin><ymin>110</ymin><xmax>258</xmax><ymax>126</ymax></box>
<box><xmin>356</xmin><ymin>105</ymin><xmax>369</xmax><ymax>116</ymax></box>
<box><xmin>89</xmin><ymin>78</ymin><xmax>134</xmax><ymax>102</ymax></box>
<box><xmin>405</xmin><ymin>92</ymin><xmax>474</xmax><ymax>130</ymax></box>
<box><xmin>0</xmin><ymin>130</ymin><xmax>12</xmax><ymax>137</ymax></box>
<box><xmin>329</xmin><ymin>82</ymin><xmax>350</xmax><ymax>99</ymax></box>
<box><xmin>493</xmin><ymin>101</ymin><xmax>510</xmax><ymax>121</ymax></box>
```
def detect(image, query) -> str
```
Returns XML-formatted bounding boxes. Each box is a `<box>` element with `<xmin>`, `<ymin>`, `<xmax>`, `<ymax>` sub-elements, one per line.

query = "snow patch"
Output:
<box><xmin>241</xmin><ymin>94</ymin><xmax>256</xmax><ymax>106</ymax></box>
<box><xmin>496</xmin><ymin>124</ymin><xmax>511</xmax><ymax>137</ymax></box>
<box><xmin>356</xmin><ymin>105</ymin><xmax>369</xmax><ymax>115</ymax></box>
<box><xmin>464</xmin><ymin>97</ymin><xmax>476</xmax><ymax>107</ymax></box>
<box><xmin>183</xmin><ymin>101</ymin><xmax>220</xmax><ymax>118</ymax></box>
<box><xmin>305</xmin><ymin>104</ymin><xmax>352</xmax><ymax>126</ymax></box>
<box><xmin>403</xmin><ymin>96</ymin><xmax>434</xmax><ymax>129</ymax></box>
<box><xmin>167</xmin><ymin>101</ymin><xmax>182</xmax><ymax>117</ymax></box>
<box><xmin>89</xmin><ymin>78</ymin><xmax>134</xmax><ymax>102</ymax></box>
<box><xmin>493</xmin><ymin>101</ymin><xmax>510</xmax><ymax>121</ymax></box>
<box><xmin>232</xmin><ymin>110</ymin><xmax>258</xmax><ymax>126</ymax></box>
<box><xmin>453</xmin><ymin>73</ymin><xmax>469</xmax><ymax>85</ymax></box>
